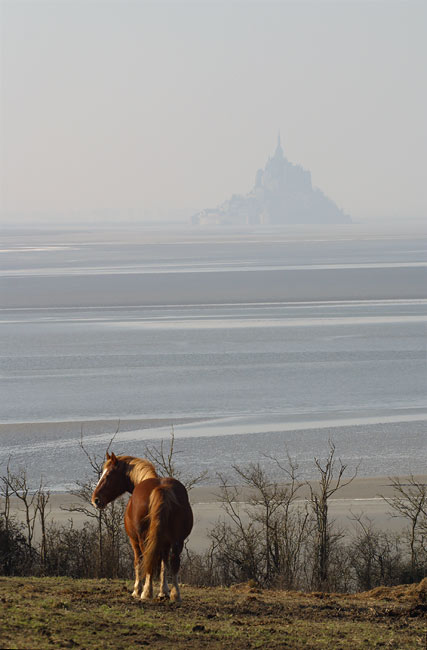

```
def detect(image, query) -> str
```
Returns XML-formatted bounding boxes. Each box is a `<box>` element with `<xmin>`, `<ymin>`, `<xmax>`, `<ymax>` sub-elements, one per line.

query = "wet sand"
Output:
<box><xmin>8</xmin><ymin>475</ymin><xmax>426</xmax><ymax>552</ymax></box>
<box><xmin>2</xmin><ymin>266</ymin><xmax>426</xmax><ymax>308</ymax></box>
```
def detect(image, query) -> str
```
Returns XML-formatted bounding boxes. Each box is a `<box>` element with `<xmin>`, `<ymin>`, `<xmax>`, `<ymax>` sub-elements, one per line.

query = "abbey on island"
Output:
<box><xmin>192</xmin><ymin>135</ymin><xmax>351</xmax><ymax>226</ymax></box>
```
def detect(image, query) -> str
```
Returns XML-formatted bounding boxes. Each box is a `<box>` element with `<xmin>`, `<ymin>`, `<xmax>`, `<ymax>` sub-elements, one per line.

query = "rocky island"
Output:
<box><xmin>192</xmin><ymin>135</ymin><xmax>351</xmax><ymax>226</ymax></box>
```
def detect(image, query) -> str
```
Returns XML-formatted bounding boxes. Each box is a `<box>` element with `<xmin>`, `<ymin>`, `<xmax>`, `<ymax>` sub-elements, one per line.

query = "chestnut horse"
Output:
<box><xmin>91</xmin><ymin>452</ymin><xmax>193</xmax><ymax>602</ymax></box>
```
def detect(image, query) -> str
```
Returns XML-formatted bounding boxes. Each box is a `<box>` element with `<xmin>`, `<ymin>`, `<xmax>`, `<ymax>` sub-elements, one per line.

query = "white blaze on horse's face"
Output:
<box><xmin>92</xmin><ymin>466</ymin><xmax>109</xmax><ymax>509</ymax></box>
<box><xmin>97</xmin><ymin>467</ymin><xmax>109</xmax><ymax>487</ymax></box>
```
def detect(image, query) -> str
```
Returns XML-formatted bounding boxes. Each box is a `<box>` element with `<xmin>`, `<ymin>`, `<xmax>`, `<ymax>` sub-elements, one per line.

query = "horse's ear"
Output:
<box><xmin>110</xmin><ymin>452</ymin><xmax>118</xmax><ymax>465</ymax></box>
<box><xmin>106</xmin><ymin>452</ymin><xmax>111</xmax><ymax>460</ymax></box>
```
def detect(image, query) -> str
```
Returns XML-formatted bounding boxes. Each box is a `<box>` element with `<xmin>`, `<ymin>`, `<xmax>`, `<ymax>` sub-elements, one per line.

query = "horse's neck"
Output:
<box><xmin>125</xmin><ymin>457</ymin><xmax>158</xmax><ymax>487</ymax></box>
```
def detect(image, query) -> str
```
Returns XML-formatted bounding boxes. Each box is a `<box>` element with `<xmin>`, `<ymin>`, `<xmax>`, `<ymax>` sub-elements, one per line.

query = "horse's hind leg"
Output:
<box><xmin>170</xmin><ymin>541</ymin><xmax>183</xmax><ymax>603</ymax></box>
<box><xmin>141</xmin><ymin>572</ymin><xmax>153</xmax><ymax>600</ymax></box>
<box><xmin>129</xmin><ymin>538</ymin><xmax>143</xmax><ymax>598</ymax></box>
<box><xmin>140</xmin><ymin>538</ymin><xmax>153</xmax><ymax>600</ymax></box>
<box><xmin>157</xmin><ymin>557</ymin><xmax>170</xmax><ymax>600</ymax></box>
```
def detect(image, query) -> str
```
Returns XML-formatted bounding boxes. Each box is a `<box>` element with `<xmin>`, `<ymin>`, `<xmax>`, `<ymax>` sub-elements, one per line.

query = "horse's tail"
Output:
<box><xmin>143</xmin><ymin>484</ymin><xmax>178</xmax><ymax>577</ymax></box>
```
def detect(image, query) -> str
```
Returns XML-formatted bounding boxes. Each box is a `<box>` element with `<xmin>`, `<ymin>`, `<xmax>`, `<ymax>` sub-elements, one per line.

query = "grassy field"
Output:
<box><xmin>0</xmin><ymin>577</ymin><xmax>426</xmax><ymax>649</ymax></box>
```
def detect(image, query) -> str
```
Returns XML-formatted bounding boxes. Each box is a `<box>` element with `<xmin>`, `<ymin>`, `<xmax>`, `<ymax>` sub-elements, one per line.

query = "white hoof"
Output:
<box><xmin>170</xmin><ymin>589</ymin><xmax>181</xmax><ymax>603</ymax></box>
<box><xmin>141</xmin><ymin>593</ymin><xmax>152</xmax><ymax>601</ymax></box>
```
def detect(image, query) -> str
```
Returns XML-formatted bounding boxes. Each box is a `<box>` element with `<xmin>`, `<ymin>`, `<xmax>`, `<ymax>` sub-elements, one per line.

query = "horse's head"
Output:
<box><xmin>91</xmin><ymin>452</ymin><xmax>128</xmax><ymax>509</ymax></box>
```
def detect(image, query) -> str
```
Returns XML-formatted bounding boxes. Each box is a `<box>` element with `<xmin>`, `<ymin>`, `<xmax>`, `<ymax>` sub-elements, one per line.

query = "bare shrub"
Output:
<box><xmin>0</xmin><ymin>462</ymin><xmax>50</xmax><ymax>575</ymax></box>
<box><xmin>382</xmin><ymin>475</ymin><xmax>427</xmax><ymax>581</ymax></box>
<box><xmin>348</xmin><ymin>515</ymin><xmax>407</xmax><ymax>590</ymax></box>
<box><xmin>144</xmin><ymin>426</ymin><xmax>208</xmax><ymax>490</ymax></box>
<box><xmin>1</xmin><ymin>463</ymin><xmax>40</xmax><ymax>550</ymax></box>
<box><xmin>205</xmin><ymin>455</ymin><xmax>313</xmax><ymax>588</ymax></box>
<box><xmin>0</xmin><ymin>517</ymin><xmax>31</xmax><ymax>575</ymax></box>
<box><xmin>307</xmin><ymin>441</ymin><xmax>357</xmax><ymax>591</ymax></box>
<box><xmin>42</xmin><ymin>519</ymin><xmax>133</xmax><ymax>579</ymax></box>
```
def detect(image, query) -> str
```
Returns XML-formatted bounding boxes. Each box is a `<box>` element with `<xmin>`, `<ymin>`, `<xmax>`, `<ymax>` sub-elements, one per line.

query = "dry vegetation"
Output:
<box><xmin>3</xmin><ymin>439</ymin><xmax>427</xmax><ymax>592</ymax></box>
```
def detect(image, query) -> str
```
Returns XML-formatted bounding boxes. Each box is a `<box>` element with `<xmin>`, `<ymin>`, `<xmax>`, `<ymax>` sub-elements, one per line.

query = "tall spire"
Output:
<box><xmin>274</xmin><ymin>130</ymin><xmax>284</xmax><ymax>158</ymax></box>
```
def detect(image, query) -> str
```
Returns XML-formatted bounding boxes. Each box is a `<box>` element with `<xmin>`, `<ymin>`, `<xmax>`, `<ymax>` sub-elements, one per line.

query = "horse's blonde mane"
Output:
<box><xmin>117</xmin><ymin>455</ymin><xmax>158</xmax><ymax>485</ymax></box>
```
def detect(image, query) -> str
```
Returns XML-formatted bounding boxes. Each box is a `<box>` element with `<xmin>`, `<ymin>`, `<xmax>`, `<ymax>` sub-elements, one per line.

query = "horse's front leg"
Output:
<box><xmin>157</xmin><ymin>559</ymin><xmax>170</xmax><ymax>600</ymax></box>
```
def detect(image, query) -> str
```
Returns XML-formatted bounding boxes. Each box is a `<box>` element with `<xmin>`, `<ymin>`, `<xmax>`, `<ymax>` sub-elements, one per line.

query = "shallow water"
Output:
<box><xmin>0</xmin><ymin>225</ymin><xmax>426</xmax><ymax>489</ymax></box>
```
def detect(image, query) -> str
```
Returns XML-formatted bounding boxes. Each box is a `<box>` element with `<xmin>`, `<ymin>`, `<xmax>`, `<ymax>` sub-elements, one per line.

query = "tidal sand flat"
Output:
<box><xmin>1</xmin><ymin>224</ymin><xmax>426</xmax><ymax>502</ymax></box>
<box><xmin>1</xmin><ymin>417</ymin><xmax>426</xmax><ymax>492</ymax></box>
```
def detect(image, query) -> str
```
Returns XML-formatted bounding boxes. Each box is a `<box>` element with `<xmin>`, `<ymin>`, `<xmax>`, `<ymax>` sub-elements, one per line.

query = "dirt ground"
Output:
<box><xmin>0</xmin><ymin>577</ymin><xmax>426</xmax><ymax>649</ymax></box>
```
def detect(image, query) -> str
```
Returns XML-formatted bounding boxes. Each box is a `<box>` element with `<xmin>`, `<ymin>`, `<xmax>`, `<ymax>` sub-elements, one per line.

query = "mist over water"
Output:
<box><xmin>0</xmin><ymin>225</ymin><xmax>426</xmax><ymax>489</ymax></box>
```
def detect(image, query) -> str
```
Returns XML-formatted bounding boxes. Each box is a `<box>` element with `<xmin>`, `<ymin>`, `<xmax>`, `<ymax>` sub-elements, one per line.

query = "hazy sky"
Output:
<box><xmin>1</xmin><ymin>0</ymin><xmax>426</xmax><ymax>222</ymax></box>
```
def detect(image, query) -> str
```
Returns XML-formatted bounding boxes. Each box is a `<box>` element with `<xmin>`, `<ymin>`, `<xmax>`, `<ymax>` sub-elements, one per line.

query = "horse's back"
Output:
<box><xmin>125</xmin><ymin>476</ymin><xmax>193</xmax><ymax>542</ymax></box>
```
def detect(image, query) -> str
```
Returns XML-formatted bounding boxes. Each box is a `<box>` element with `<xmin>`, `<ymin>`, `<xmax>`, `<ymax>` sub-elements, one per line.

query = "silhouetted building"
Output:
<box><xmin>192</xmin><ymin>135</ymin><xmax>351</xmax><ymax>225</ymax></box>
